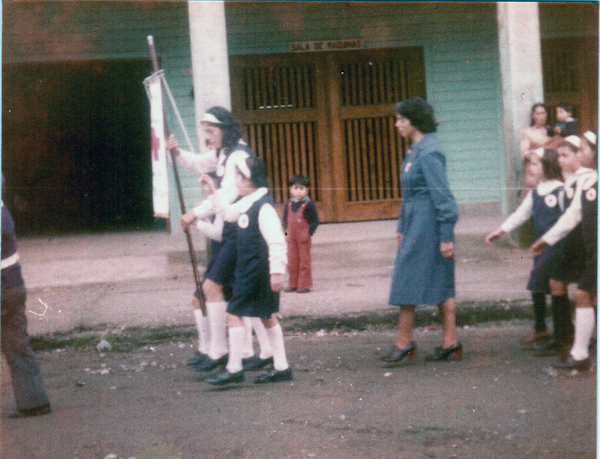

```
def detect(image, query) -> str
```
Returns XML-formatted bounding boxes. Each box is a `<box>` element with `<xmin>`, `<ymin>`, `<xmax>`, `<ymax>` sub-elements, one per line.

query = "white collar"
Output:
<box><xmin>536</xmin><ymin>179</ymin><xmax>563</xmax><ymax>196</ymax></box>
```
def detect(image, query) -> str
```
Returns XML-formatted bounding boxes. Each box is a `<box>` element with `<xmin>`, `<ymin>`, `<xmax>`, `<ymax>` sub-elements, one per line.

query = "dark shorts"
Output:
<box><xmin>578</xmin><ymin>253</ymin><xmax>597</xmax><ymax>294</ymax></box>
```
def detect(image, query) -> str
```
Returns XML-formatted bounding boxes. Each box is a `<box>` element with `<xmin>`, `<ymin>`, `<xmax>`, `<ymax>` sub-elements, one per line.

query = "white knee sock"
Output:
<box><xmin>266</xmin><ymin>324</ymin><xmax>289</xmax><ymax>371</ymax></box>
<box><xmin>193</xmin><ymin>309</ymin><xmax>210</xmax><ymax>355</ymax></box>
<box><xmin>570</xmin><ymin>308</ymin><xmax>595</xmax><ymax>360</ymax></box>
<box><xmin>242</xmin><ymin>317</ymin><xmax>255</xmax><ymax>359</ymax></box>
<box><xmin>226</xmin><ymin>326</ymin><xmax>245</xmax><ymax>374</ymax></box>
<box><xmin>251</xmin><ymin>318</ymin><xmax>273</xmax><ymax>359</ymax></box>
<box><xmin>206</xmin><ymin>301</ymin><xmax>228</xmax><ymax>360</ymax></box>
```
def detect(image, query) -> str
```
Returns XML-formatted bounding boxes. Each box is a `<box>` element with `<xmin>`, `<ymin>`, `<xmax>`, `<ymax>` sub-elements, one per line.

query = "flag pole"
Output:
<box><xmin>147</xmin><ymin>35</ymin><xmax>206</xmax><ymax>316</ymax></box>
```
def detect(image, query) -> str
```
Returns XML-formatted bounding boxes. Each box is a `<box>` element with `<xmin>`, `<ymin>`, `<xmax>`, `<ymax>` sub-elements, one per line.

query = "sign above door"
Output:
<box><xmin>290</xmin><ymin>40</ymin><xmax>364</xmax><ymax>53</ymax></box>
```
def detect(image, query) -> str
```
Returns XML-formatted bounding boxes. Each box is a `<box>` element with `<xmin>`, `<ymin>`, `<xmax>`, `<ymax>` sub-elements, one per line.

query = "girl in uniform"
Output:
<box><xmin>207</xmin><ymin>156</ymin><xmax>292</xmax><ymax>385</ymax></box>
<box><xmin>167</xmin><ymin>107</ymin><xmax>273</xmax><ymax>372</ymax></box>
<box><xmin>530</xmin><ymin>136</ymin><xmax>594</xmax><ymax>354</ymax></box>
<box><xmin>553</xmin><ymin>131</ymin><xmax>597</xmax><ymax>371</ymax></box>
<box><xmin>486</xmin><ymin>148</ymin><xmax>564</xmax><ymax>345</ymax></box>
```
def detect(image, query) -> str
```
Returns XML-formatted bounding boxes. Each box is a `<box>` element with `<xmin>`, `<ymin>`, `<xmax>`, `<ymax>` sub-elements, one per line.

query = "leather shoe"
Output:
<box><xmin>521</xmin><ymin>329</ymin><xmax>552</xmax><ymax>345</ymax></box>
<box><xmin>186</xmin><ymin>351</ymin><xmax>208</xmax><ymax>366</ymax></box>
<box><xmin>190</xmin><ymin>354</ymin><xmax>228</xmax><ymax>372</ymax></box>
<box><xmin>296</xmin><ymin>288</ymin><xmax>310</xmax><ymax>293</ymax></box>
<box><xmin>206</xmin><ymin>369</ymin><xmax>244</xmax><ymax>386</ymax></box>
<box><xmin>381</xmin><ymin>342</ymin><xmax>417</xmax><ymax>363</ymax></box>
<box><xmin>254</xmin><ymin>367</ymin><xmax>293</xmax><ymax>384</ymax></box>
<box><xmin>8</xmin><ymin>403</ymin><xmax>51</xmax><ymax>419</ymax></box>
<box><xmin>242</xmin><ymin>355</ymin><xmax>274</xmax><ymax>371</ymax></box>
<box><xmin>425</xmin><ymin>342</ymin><xmax>463</xmax><ymax>362</ymax></box>
<box><xmin>284</xmin><ymin>287</ymin><xmax>297</xmax><ymax>292</ymax></box>
<box><xmin>552</xmin><ymin>355</ymin><xmax>591</xmax><ymax>372</ymax></box>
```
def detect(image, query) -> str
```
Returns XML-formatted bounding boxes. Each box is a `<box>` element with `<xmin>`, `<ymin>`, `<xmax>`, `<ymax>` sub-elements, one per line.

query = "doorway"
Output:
<box><xmin>230</xmin><ymin>47</ymin><xmax>426</xmax><ymax>223</ymax></box>
<box><xmin>2</xmin><ymin>59</ymin><xmax>154</xmax><ymax>234</ymax></box>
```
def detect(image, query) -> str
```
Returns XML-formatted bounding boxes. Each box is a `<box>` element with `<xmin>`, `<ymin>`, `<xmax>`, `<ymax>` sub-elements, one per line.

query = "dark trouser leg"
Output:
<box><xmin>1</xmin><ymin>285</ymin><xmax>50</xmax><ymax>411</ymax></box>
<box><xmin>551</xmin><ymin>294</ymin><xmax>574</xmax><ymax>345</ymax></box>
<box><xmin>532</xmin><ymin>292</ymin><xmax>548</xmax><ymax>333</ymax></box>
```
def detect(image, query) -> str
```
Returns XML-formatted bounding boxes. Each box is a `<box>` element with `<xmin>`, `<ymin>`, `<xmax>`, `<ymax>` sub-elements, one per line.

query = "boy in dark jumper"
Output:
<box><xmin>282</xmin><ymin>175</ymin><xmax>319</xmax><ymax>293</ymax></box>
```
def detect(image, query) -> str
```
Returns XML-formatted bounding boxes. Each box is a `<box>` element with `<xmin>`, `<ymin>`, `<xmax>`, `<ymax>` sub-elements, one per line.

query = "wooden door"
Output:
<box><xmin>230</xmin><ymin>47</ymin><xmax>426</xmax><ymax>223</ymax></box>
<box><xmin>542</xmin><ymin>37</ymin><xmax>599</xmax><ymax>133</ymax></box>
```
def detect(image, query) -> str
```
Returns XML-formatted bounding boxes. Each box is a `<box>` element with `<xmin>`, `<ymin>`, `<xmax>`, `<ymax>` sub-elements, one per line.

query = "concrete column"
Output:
<box><xmin>497</xmin><ymin>2</ymin><xmax>544</xmax><ymax>214</ymax></box>
<box><xmin>188</xmin><ymin>1</ymin><xmax>231</xmax><ymax>153</ymax></box>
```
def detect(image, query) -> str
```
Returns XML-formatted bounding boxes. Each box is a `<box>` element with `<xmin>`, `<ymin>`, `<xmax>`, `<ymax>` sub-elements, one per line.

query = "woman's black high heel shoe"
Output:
<box><xmin>425</xmin><ymin>341</ymin><xmax>463</xmax><ymax>361</ymax></box>
<box><xmin>381</xmin><ymin>342</ymin><xmax>417</xmax><ymax>363</ymax></box>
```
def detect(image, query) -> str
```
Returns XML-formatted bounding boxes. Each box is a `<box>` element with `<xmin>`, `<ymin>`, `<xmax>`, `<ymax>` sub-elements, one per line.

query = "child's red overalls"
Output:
<box><xmin>286</xmin><ymin>200</ymin><xmax>313</xmax><ymax>290</ymax></box>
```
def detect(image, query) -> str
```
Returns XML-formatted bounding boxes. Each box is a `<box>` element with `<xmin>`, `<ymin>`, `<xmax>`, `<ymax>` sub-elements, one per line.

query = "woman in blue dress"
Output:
<box><xmin>382</xmin><ymin>98</ymin><xmax>462</xmax><ymax>365</ymax></box>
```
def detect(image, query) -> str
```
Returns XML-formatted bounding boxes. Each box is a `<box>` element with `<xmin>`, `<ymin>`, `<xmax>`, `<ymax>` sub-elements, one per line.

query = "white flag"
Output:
<box><xmin>143</xmin><ymin>72</ymin><xmax>170</xmax><ymax>219</ymax></box>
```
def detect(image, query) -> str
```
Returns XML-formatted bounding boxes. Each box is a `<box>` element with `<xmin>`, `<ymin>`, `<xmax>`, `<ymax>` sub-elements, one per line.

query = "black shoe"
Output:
<box><xmin>254</xmin><ymin>367</ymin><xmax>293</xmax><ymax>384</ymax></box>
<box><xmin>186</xmin><ymin>351</ymin><xmax>208</xmax><ymax>366</ymax></box>
<box><xmin>191</xmin><ymin>354</ymin><xmax>228</xmax><ymax>372</ymax></box>
<box><xmin>242</xmin><ymin>355</ymin><xmax>274</xmax><ymax>371</ymax></box>
<box><xmin>381</xmin><ymin>342</ymin><xmax>417</xmax><ymax>363</ymax></box>
<box><xmin>425</xmin><ymin>342</ymin><xmax>463</xmax><ymax>362</ymax></box>
<box><xmin>284</xmin><ymin>287</ymin><xmax>297</xmax><ymax>293</ymax></box>
<box><xmin>534</xmin><ymin>339</ymin><xmax>569</xmax><ymax>356</ymax></box>
<box><xmin>552</xmin><ymin>355</ymin><xmax>591</xmax><ymax>372</ymax></box>
<box><xmin>8</xmin><ymin>403</ymin><xmax>51</xmax><ymax>419</ymax></box>
<box><xmin>296</xmin><ymin>288</ymin><xmax>310</xmax><ymax>293</ymax></box>
<box><xmin>206</xmin><ymin>370</ymin><xmax>244</xmax><ymax>386</ymax></box>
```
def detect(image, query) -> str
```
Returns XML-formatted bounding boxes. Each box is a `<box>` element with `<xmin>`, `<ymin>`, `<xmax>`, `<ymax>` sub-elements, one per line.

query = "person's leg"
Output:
<box><xmin>549</xmin><ymin>279</ymin><xmax>573</xmax><ymax>347</ymax></box>
<box><xmin>206</xmin><ymin>314</ymin><xmax>246</xmax><ymax>385</ymax></box>
<box><xmin>569</xmin><ymin>290</ymin><xmax>595</xmax><ymax>360</ymax></box>
<box><xmin>394</xmin><ymin>305</ymin><xmax>415</xmax><ymax>349</ymax></box>
<box><xmin>192</xmin><ymin>296</ymin><xmax>210</xmax><ymax>355</ymax></box>
<box><xmin>439</xmin><ymin>298</ymin><xmax>458</xmax><ymax>349</ymax></box>
<box><xmin>203</xmin><ymin>279</ymin><xmax>228</xmax><ymax>360</ymax></box>
<box><xmin>241</xmin><ymin>317</ymin><xmax>255</xmax><ymax>359</ymax></box>
<box><xmin>1</xmin><ymin>285</ymin><xmax>50</xmax><ymax>414</ymax></box>
<box><xmin>297</xmin><ymin>238</ymin><xmax>313</xmax><ymax>291</ymax></box>
<box><xmin>254</xmin><ymin>315</ymin><xmax>293</xmax><ymax>383</ymax></box>
<box><xmin>532</xmin><ymin>292</ymin><xmax>549</xmax><ymax>334</ymax></box>
<box><xmin>286</xmin><ymin>237</ymin><xmax>299</xmax><ymax>290</ymax></box>
<box><xmin>250</xmin><ymin>317</ymin><xmax>273</xmax><ymax>360</ymax></box>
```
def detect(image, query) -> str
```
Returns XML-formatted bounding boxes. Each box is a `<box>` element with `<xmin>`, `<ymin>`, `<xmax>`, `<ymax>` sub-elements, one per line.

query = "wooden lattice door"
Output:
<box><xmin>230</xmin><ymin>47</ymin><xmax>425</xmax><ymax>223</ymax></box>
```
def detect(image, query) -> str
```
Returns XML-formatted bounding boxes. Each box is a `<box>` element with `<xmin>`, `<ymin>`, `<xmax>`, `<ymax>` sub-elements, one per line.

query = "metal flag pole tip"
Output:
<box><xmin>147</xmin><ymin>35</ymin><xmax>154</xmax><ymax>46</ymax></box>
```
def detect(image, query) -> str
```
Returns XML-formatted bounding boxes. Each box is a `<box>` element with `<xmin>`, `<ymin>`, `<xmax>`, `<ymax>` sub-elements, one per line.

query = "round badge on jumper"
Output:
<box><xmin>586</xmin><ymin>188</ymin><xmax>597</xmax><ymax>202</ymax></box>
<box><xmin>565</xmin><ymin>187</ymin><xmax>574</xmax><ymax>199</ymax></box>
<box><xmin>217</xmin><ymin>165</ymin><xmax>225</xmax><ymax>177</ymax></box>
<box><xmin>544</xmin><ymin>194</ymin><xmax>557</xmax><ymax>208</ymax></box>
<box><xmin>238</xmin><ymin>214</ymin><xmax>249</xmax><ymax>229</ymax></box>
<box><xmin>404</xmin><ymin>162</ymin><xmax>412</xmax><ymax>173</ymax></box>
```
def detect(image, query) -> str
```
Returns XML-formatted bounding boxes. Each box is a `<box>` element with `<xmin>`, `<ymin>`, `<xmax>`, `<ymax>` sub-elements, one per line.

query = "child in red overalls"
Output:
<box><xmin>283</xmin><ymin>175</ymin><xmax>319</xmax><ymax>293</ymax></box>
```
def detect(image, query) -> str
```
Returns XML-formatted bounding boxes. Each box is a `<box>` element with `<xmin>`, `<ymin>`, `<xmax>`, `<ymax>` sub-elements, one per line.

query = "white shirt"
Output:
<box><xmin>542</xmin><ymin>167</ymin><xmax>595</xmax><ymax>246</ymax></box>
<box><xmin>500</xmin><ymin>179</ymin><xmax>564</xmax><ymax>233</ymax></box>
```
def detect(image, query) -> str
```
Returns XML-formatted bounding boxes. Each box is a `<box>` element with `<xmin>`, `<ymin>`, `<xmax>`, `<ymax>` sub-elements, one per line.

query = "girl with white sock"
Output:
<box><xmin>207</xmin><ymin>156</ymin><xmax>291</xmax><ymax>385</ymax></box>
<box><xmin>167</xmin><ymin>107</ymin><xmax>273</xmax><ymax>372</ymax></box>
<box><xmin>553</xmin><ymin>131</ymin><xmax>597</xmax><ymax>371</ymax></box>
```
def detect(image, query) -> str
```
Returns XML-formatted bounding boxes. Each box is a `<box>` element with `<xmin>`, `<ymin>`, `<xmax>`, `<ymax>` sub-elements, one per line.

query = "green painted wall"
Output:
<box><xmin>225</xmin><ymin>2</ymin><xmax>506</xmax><ymax>206</ymax></box>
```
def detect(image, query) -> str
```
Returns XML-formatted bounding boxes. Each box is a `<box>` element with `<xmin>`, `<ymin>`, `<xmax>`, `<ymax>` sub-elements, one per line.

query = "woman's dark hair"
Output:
<box><xmin>541</xmin><ymin>149</ymin><xmax>562</xmax><ymax>181</ymax></box>
<box><xmin>204</xmin><ymin>106</ymin><xmax>244</xmax><ymax>153</ymax></box>
<box><xmin>529</xmin><ymin>102</ymin><xmax>548</xmax><ymax>126</ymax></box>
<box><xmin>289</xmin><ymin>174</ymin><xmax>309</xmax><ymax>187</ymax></box>
<box><xmin>393</xmin><ymin>97</ymin><xmax>437</xmax><ymax>134</ymax></box>
<box><xmin>243</xmin><ymin>156</ymin><xmax>269</xmax><ymax>189</ymax></box>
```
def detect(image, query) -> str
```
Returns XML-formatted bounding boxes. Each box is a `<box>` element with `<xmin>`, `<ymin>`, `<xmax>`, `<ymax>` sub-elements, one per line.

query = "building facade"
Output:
<box><xmin>2</xmin><ymin>1</ymin><xmax>597</xmax><ymax>233</ymax></box>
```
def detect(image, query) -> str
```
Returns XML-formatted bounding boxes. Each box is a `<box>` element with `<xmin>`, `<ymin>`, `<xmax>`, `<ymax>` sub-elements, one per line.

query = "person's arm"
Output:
<box><xmin>421</xmin><ymin>151</ymin><xmax>459</xmax><ymax>242</ymax></box>
<box><xmin>258</xmin><ymin>203</ymin><xmax>287</xmax><ymax>293</ymax></box>
<box><xmin>282</xmin><ymin>202</ymin><xmax>289</xmax><ymax>231</ymax></box>
<box><xmin>486</xmin><ymin>193</ymin><xmax>533</xmax><ymax>245</ymax></box>
<box><xmin>195</xmin><ymin>215</ymin><xmax>224</xmax><ymax>242</ymax></box>
<box><xmin>167</xmin><ymin>135</ymin><xmax>218</xmax><ymax>174</ymax></box>
<box><xmin>304</xmin><ymin>201</ymin><xmax>320</xmax><ymax>235</ymax></box>
<box><xmin>520</xmin><ymin>131</ymin><xmax>532</xmax><ymax>161</ymax></box>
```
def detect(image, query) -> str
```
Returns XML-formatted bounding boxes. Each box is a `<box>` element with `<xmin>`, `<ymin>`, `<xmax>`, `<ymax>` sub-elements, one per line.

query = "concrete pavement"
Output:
<box><xmin>17</xmin><ymin>203</ymin><xmax>535</xmax><ymax>336</ymax></box>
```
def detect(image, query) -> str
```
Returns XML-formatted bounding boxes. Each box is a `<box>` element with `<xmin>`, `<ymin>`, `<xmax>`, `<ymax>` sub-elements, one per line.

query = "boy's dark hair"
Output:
<box><xmin>289</xmin><ymin>175</ymin><xmax>309</xmax><ymax>187</ymax></box>
<box><xmin>541</xmin><ymin>149</ymin><xmax>562</xmax><ymax>181</ymax></box>
<box><xmin>204</xmin><ymin>106</ymin><xmax>244</xmax><ymax>153</ymax></box>
<box><xmin>393</xmin><ymin>97</ymin><xmax>437</xmax><ymax>134</ymax></box>
<box><xmin>557</xmin><ymin>102</ymin><xmax>573</xmax><ymax>114</ymax></box>
<box><xmin>243</xmin><ymin>156</ymin><xmax>269</xmax><ymax>188</ymax></box>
